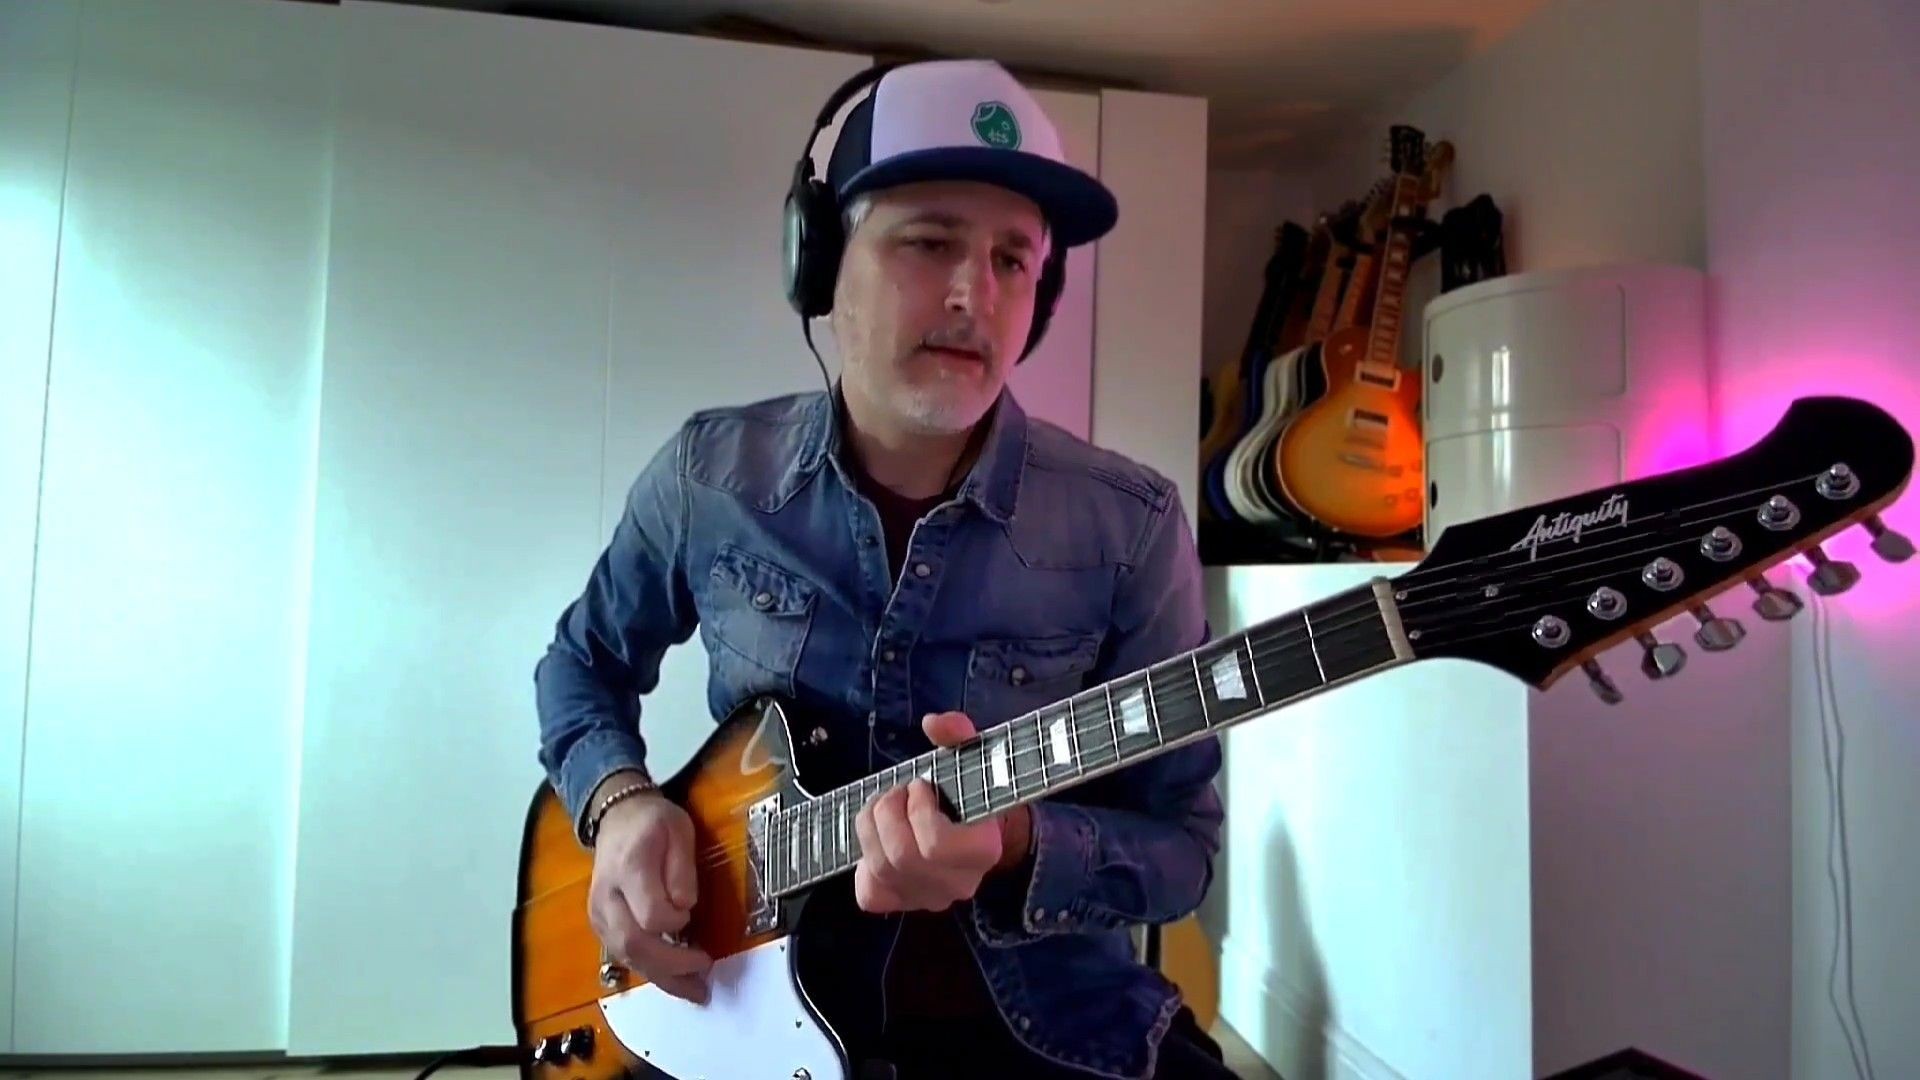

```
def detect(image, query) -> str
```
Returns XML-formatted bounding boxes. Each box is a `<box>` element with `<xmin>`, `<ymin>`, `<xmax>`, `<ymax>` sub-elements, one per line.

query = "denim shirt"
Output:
<box><xmin>533</xmin><ymin>385</ymin><xmax>1223</xmax><ymax>1079</ymax></box>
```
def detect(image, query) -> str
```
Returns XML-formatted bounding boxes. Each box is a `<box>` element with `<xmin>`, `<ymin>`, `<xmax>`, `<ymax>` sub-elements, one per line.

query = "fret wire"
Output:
<box><xmin>1243</xmin><ymin>632</ymin><xmax>1266</xmax><ymax>705</ymax></box>
<box><xmin>1103</xmin><ymin>683</ymin><xmax>1118</xmax><ymax>750</ymax></box>
<box><xmin>1189</xmin><ymin>652</ymin><xmax>1212</xmax><ymax>728</ymax></box>
<box><xmin>1302</xmin><ymin>607</ymin><xmax>1328</xmax><ymax>683</ymax></box>
<box><xmin>1066</xmin><ymin>697</ymin><xmax>1081</xmax><ymax>776</ymax></box>
<box><xmin>1144</xmin><ymin>666</ymin><xmax>1164</xmax><ymax>745</ymax></box>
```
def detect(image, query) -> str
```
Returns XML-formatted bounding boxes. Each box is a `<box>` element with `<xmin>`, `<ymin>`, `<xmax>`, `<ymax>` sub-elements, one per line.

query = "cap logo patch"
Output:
<box><xmin>971</xmin><ymin>102</ymin><xmax>1021</xmax><ymax>149</ymax></box>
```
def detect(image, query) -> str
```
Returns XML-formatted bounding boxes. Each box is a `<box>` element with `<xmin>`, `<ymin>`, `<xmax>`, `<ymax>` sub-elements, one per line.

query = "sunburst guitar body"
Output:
<box><xmin>1277</xmin><ymin>126</ymin><xmax>1452</xmax><ymax>540</ymax></box>
<box><xmin>513</xmin><ymin>694</ymin><xmax>1214</xmax><ymax>1080</ymax></box>
<box><xmin>1275</xmin><ymin>321</ymin><xmax>1427</xmax><ymax>538</ymax></box>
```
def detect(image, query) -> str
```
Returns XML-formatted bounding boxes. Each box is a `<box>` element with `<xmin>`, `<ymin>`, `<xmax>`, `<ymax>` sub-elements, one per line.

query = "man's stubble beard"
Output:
<box><xmin>889</xmin><ymin>364</ymin><xmax>997</xmax><ymax>435</ymax></box>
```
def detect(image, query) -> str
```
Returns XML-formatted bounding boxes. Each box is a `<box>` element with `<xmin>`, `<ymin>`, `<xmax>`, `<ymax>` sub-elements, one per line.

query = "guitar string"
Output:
<box><xmin>1389</xmin><ymin>467</ymin><xmax>1828</xmax><ymax>589</ymax></box>
<box><xmin>1395</xmin><ymin>502</ymin><xmax>1780</xmax><ymax>612</ymax></box>
<box><xmin>720</xmin><ymin>624</ymin><xmax>1401</xmax><ymax>876</ymax></box>
<box><xmin>1396</xmin><ymin>491</ymin><xmax>1843</xmax><ymax>648</ymax></box>
<box><xmin>708</xmin><ymin>483</ymin><xmax>1853</xmax><ymax>874</ymax></box>
<box><xmin>732</xmin><ymin>518</ymin><xmax>1802</xmax><ymax>881</ymax></box>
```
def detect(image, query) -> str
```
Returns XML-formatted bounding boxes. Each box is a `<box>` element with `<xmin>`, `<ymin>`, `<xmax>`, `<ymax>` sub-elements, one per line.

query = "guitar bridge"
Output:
<box><xmin>744</xmin><ymin>795</ymin><xmax>780</xmax><ymax>934</ymax></box>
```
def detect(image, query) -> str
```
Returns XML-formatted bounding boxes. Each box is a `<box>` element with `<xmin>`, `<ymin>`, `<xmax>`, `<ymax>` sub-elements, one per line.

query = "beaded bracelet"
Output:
<box><xmin>584</xmin><ymin>776</ymin><xmax>659</xmax><ymax>846</ymax></box>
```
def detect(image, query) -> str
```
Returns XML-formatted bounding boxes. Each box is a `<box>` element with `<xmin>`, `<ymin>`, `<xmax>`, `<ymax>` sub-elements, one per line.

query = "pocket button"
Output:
<box><xmin>752</xmin><ymin>591</ymin><xmax>773</xmax><ymax>609</ymax></box>
<box><xmin>1009</xmin><ymin>665</ymin><xmax>1028</xmax><ymax>685</ymax></box>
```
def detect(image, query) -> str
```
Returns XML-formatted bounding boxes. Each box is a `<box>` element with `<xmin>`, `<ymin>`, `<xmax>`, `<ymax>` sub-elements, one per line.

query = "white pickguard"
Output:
<box><xmin>598</xmin><ymin>935</ymin><xmax>844</xmax><ymax>1080</ymax></box>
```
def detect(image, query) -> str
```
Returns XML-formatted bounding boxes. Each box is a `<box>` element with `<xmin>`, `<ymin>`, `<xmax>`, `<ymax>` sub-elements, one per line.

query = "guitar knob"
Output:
<box><xmin>1582</xmin><ymin>659</ymin><xmax>1623</xmax><ymax>704</ymax></box>
<box><xmin>1749</xmin><ymin>576</ymin><xmax>1804</xmax><ymax>620</ymax></box>
<box><xmin>1804</xmin><ymin>546</ymin><xmax>1861</xmax><ymax>595</ymax></box>
<box><xmin>1636</xmin><ymin>631</ymin><xmax>1686</xmax><ymax>679</ymax></box>
<box><xmin>1689</xmin><ymin>604</ymin><xmax>1745</xmax><ymax>651</ymax></box>
<box><xmin>558</xmin><ymin>1027</ymin><xmax>594</xmax><ymax>1060</ymax></box>
<box><xmin>1864</xmin><ymin>514</ymin><xmax>1913</xmax><ymax>562</ymax></box>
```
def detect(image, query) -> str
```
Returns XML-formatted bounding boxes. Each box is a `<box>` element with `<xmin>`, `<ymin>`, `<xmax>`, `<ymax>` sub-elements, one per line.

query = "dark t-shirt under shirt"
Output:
<box><xmin>844</xmin><ymin>445</ymin><xmax>998</xmax><ymax>1022</ymax></box>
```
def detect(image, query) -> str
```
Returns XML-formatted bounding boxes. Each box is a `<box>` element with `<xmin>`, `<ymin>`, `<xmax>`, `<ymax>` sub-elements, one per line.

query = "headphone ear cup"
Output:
<box><xmin>1017</xmin><ymin>243</ymin><xmax>1069</xmax><ymax>364</ymax></box>
<box><xmin>784</xmin><ymin>177</ymin><xmax>844</xmax><ymax>319</ymax></box>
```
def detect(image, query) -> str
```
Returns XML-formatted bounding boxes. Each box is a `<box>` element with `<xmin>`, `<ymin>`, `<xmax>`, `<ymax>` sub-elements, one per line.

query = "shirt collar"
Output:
<box><xmin>798</xmin><ymin>382</ymin><xmax>1026</xmax><ymax>526</ymax></box>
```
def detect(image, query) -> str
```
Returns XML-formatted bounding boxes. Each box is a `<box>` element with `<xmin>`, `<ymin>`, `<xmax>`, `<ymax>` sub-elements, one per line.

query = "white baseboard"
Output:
<box><xmin>1214</xmin><ymin>931</ymin><xmax>1405</xmax><ymax>1080</ymax></box>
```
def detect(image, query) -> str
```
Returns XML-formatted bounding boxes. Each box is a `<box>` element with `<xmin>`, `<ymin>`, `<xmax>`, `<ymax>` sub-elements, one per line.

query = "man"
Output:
<box><xmin>534</xmin><ymin>58</ymin><xmax>1233</xmax><ymax>1080</ymax></box>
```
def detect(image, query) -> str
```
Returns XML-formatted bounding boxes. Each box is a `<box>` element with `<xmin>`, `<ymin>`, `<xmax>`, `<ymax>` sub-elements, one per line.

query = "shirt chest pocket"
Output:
<box><xmin>703</xmin><ymin>543</ymin><xmax>819</xmax><ymax>695</ymax></box>
<box><xmin>962</xmin><ymin>630</ymin><xmax>1104</xmax><ymax>726</ymax></box>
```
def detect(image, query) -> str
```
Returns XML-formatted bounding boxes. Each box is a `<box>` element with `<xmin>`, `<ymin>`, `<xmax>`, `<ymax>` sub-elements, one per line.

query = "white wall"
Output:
<box><xmin>1699</xmin><ymin>3</ymin><xmax>1920</xmax><ymax>1078</ymax></box>
<box><xmin>1201</xmin><ymin>168</ymin><xmax>1317</xmax><ymax>378</ymax></box>
<box><xmin>1210</xmin><ymin>2</ymin><xmax>1811</xmax><ymax>1078</ymax></box>
<box><xmin>1210</xmin><ymin>565</ymin><xmax>1534</xmax><ymax>1080</ymax></box>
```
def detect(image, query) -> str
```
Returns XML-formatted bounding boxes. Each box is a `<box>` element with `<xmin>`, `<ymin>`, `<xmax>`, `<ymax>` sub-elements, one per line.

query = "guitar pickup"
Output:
<box><xmin>743</xmin><ymin>795</ymin><xmax>780</xmax><ymax>934</ymax></box>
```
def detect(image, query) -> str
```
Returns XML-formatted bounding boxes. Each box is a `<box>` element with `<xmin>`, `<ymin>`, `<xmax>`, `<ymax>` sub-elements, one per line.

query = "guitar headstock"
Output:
<box><xmin>1397</xmin><ymin>396</ymin><xmax>1914</xmax><ymax>696</ymax></box>
<box><xmin>1388</xmin><ymin>123</ymin><xmax>1427</xmax><ymax>177</ymax></box>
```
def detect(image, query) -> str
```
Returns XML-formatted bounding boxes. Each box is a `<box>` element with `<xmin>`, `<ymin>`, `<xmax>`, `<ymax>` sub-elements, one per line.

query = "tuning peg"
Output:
<box><xmin>1636</xmin><ymin>630</ymin><xmax>1686</xmax><ymax>679</ymax></box>
<box><xmin>1804</xmin><ymin>546</ymin><xmax>1861</xmax><ymax>595</ymax></box>
<box><xmin>1865</xmin><ymin>514</ymin><xmax>1913</xmax><ymax>562</ymax></box>
<box><xmin>1689</xmin><ymin>604</ymin><xmax>1746</xmax><ymax>651</ymax></box>
<box><xmin>1582</xmin><ymin>659</ymin><xmax>1623</xmax><ymax>704</ymax></box>
<box><xmin>1749</xmin><ymin>576</ymin><xmax>1804</xmax><ymax>620</ymax></box>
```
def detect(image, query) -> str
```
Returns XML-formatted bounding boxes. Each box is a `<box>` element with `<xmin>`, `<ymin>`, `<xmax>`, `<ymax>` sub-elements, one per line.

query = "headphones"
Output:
<box><xmin>780</xmin><ymin>62</ymin><xmax>1069</xmax><ymax>365</ymax></box>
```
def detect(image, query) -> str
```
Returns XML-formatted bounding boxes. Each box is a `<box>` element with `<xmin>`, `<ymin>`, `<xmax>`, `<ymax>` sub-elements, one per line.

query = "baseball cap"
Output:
<box><xmin>825</xmin><ymin>59</ymin><xmax>1119</xmax><ymax>248</ymax></box>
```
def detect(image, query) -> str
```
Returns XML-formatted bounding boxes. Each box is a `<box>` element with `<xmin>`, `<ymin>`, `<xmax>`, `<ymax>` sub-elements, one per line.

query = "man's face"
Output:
<box><xmin>830</xmin><ymin>179</ymin><xmax>1049</xmax><ymax>436</ymax></box>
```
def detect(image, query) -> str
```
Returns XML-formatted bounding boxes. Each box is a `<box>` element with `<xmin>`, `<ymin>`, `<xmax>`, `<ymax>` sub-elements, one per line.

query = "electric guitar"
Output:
<box><xmin>512</xmin><ymin>395</ymin><xmax>1913</xmax><ymax>1080</ymax></box>
<box><xmin>1276</xmin><ymin>126</ymin><xmax>1453</xmax><ymax>539</ymax></box>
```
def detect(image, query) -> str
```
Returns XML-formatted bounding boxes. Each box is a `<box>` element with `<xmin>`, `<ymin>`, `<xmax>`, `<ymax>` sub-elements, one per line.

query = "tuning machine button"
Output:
<box><xmin>1582</xmin><ymin>659</ymin><xmax>1623</xmax><ymax>704</ymax></box>
<box><xmin>1689</xmin><ymin>603</ymin><xmax>1746</xmax><ymax>651</ymax></box>
<box><xmin>1586</xmin><ymin>586</ymin><xmax>1628</xmax><ymax>620</ymax></box>
<box><xmin>1748</xmin><ymin>575</ymin><xmax>1804</xmax><ymax>620</ymax></box>
<box><xmin>1636</xmin><ymin>630</ymin><xmax>1686</xmax><ymax>679</ymax></box>
<box><xmin>1700</xmin><ymin>526</ymin><xmax>1743</xmax><ymax>562</ymax></box>
<box><xmin>1758</xmin><ymin>495</ymin><xmax>1800</xmax><ymax>531</ymax></box>
<box><xmin>1817</xmin><ymin>462</ymin><xmax>1860</xmax><ymax>500</ymax></box>
<box><xmin>1641</xmin><ymin>557</ymin><xmax>1683</xmax><ymax>592</ymax></box>
<box><xmin>1804</xmin><ymin>546</ymin><xmax>1861</xmax><ymax>595</ymax></box>
<box><xmin>1865</xmin><ymin>514</ymin><xmax>1913</xmax><ymax>562</ymax></box>
<box><xmin>1531</xmin><ymin>615</ymin><xmax>1571</xmax><ymax>649</ymax></box>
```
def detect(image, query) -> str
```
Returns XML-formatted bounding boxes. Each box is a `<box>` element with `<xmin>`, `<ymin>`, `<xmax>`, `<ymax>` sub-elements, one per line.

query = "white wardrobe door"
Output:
<box><xmin>11</xmin><ymin>0</ymin><xmax>336</xmax><ymax>1054</ymax></box>
<box><xmin>1007</xmin><ymin>87</ymin><xmax>1100</xmax><ymax>444</ymax></box>
<box><xmin>285</xmin><ymin>1</ymin><xmax>873</xmax><ymax>1052</ymax></box>
<box><xmin>0</xmin><ymin>0</ymin><xmax>79</xmax><ymax>1054</ymax></box>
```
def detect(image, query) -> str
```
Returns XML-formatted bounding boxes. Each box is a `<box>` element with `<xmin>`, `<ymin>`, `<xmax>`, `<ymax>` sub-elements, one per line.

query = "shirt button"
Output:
<box><xmin>882</xmin><ymin>648</ymin><xmax>896</xmax><ymax>662</ymax></box>
<box><xmin>752</xmin><ymin>591</ymin><xmax>773</xmax><ymax>609</ymax></box>
<box><xmin>1010</xmin><ymin>665</ymin><xmax>1028</xmax><ymax>685</ymax></box>
<box><xmin>1017</xmin><ymin>1016</ymin><xmax>1032</xmax><ymax>1031</ymax></box>
<box><xmin>913</xmin><ymin>562</ymin><xmax>931</xmax><ymax>578</ymax></box>
<box><xmin>1031</xmin><ymin>907</ymin><xmax>1047</xmax><ymax>921</ymax></box>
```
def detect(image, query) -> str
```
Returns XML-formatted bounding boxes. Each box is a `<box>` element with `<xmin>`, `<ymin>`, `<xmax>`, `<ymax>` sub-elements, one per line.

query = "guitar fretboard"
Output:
<box><xmin>760</xmin><ymin>580</ymin><xmax>1407</xmax><ymax>898</ymax></box>
<box><xmin>1365</xmin><ymin>177</ymin><xmax>1420</xmax><ymax>374</ymax></box>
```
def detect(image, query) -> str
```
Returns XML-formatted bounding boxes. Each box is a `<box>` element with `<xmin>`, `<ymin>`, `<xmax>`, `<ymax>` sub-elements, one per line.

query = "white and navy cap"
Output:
<box><xmin>826</xmin><ymin>59</ymin><xmax>1119</xmax><ymax>248</ymax></box>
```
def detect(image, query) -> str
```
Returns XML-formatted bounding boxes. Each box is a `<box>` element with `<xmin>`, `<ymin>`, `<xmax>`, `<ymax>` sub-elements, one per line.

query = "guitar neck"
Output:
<box><xmin>764</xmin><ymin>578</ymin><xmax>1413</xmax><ymax>898</ymax></box>
<box><xmin>1362</xmin><ymin>176</ymin><xmax>1423</xmax><ymax>375</ymax></box>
